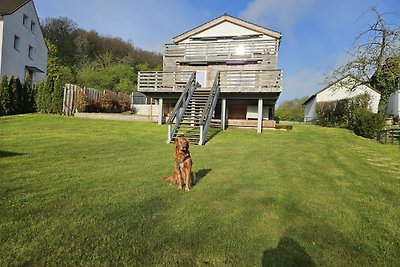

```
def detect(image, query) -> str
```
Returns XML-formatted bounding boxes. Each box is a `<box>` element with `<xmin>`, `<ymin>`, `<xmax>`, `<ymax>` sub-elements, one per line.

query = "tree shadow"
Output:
<box><xmin>0</xmin><ymin>150</ymin><xmax>26</xmax><ymax>158</ymax></box>
<box><xmin>194</xmin><ymin>168</ymin><xmax>211</xmax><ymax>186</ymax></box>
<box><xmin>262</xmin><ymin>237</ymin><xmax>316</xmax><ymax>267</ymax></box>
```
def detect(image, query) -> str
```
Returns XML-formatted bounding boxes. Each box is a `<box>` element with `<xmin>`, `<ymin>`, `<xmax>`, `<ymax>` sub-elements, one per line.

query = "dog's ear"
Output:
<box><xmin>174</xmin><ymin>138</ymin><xmax>179</xmax><ymax>145</ymax></box>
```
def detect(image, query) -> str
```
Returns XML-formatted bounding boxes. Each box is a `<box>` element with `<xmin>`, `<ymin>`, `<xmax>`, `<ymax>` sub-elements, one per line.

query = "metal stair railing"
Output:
<box><xmin>167</xmin><ymin>72</ymin><xmax>196</xmax><ymax>143</ymax></box>
<box><xmin>198</xmin><ymin>71</ymin><xmax>220</xmax><ymax>145</ymax></box>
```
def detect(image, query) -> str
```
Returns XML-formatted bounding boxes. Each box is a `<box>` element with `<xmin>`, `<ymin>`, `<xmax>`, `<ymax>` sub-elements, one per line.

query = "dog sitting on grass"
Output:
<box><xmin>164</xmin><ymin>137</ymin><xmax>196</xmax><ymax>192</ymax></box>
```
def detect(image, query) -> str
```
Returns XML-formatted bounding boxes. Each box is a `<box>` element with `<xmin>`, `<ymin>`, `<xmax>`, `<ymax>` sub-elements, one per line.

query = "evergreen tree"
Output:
<box><xmin>51</xmin><ymin>76</ymin><xmax>63</xmax><ymax>113</ymax></box>
<box><xmin>0</xmin><ymin>75</ymin><xmax>10</xmax><ymax>115</ymax></box>
<box><xmin>35</xmin><ymin>80</ymin><xmax>46</xmax><ymax>113</ymax></box>
<box><xmin>15</xmin><ymin>77</ymin><xmax>24</xmax><ymax>114</ymax></box>
<box><xmin>24</xmin><ymin>74</ymin><xmax>34</xmax><ymax>113</ymax></box>
<box><xmin>8</xmin><ymin>76</ymin><xmax>17</xmax><ymax>115</ymax></box>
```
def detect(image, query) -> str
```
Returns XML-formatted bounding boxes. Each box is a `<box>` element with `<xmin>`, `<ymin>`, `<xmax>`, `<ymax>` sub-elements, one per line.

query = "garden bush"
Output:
<box><xmin>315</xmin><ymin>94</ymin><xmax>383</xmax><ymax>138</ymax></box>
<box><xmin>349</xmin><ymin>109</ymin><xmax>385</xmax><ymax>139</ymax></box>
<box><xmin>316</xmin><ymin>94</ymin><xmax>370</xmax><ymax>128</ymax></box>
<box><xmin>118</xmin><ymin>94</ymin><xmax>131</xmax><ymax>112</ymax></box>
<box><xmin>76</xmin><ymin>91</ymin><xmax>89</xmax><ymax>112</ymax></box>
<box><xmin>0</xmin><ymin>75</ymin><xmax>36</xmax><ymax>116</ymax></box>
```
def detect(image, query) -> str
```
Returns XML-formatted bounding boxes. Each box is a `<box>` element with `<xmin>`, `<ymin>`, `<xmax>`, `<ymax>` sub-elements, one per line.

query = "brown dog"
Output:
<box><xmin>164</xmin><ymin>137</ymin><xmax>196</xmax><ymax>191</ymax></box>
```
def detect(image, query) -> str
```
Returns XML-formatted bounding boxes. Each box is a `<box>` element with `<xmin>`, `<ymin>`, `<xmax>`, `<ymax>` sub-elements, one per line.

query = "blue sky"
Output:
<box><xmin>34</xmin><ymin>0</ymin><xmax>400</xmax><ymax>103</ymax></box>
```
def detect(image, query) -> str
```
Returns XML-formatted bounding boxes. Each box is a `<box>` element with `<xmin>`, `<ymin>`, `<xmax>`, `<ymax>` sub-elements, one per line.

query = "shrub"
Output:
<box><xmin>101</xmin><ymin>92</ymin><xmax>113</xmax><ymax>112</ymax></box>
<box><xmin>315</xmin><ymin>94</ymin><xmax>384</xmax><ymax>139</ymax></box>
<box><xmin>316</xmin><ymin>94</ymin><xmax>370</xmax><ymax>128</ymax></box>
<box><xmin>76</xmin><ymin>91</ymin><xmax>89</xmax><ymax>112</ymax></box>
<box><xmin>118</xmin><ymin>94</ymin><xmax>130</xmax><ymax>112</ymax></box>
<box><xmin>0</xmin><ymin>75</ymin><xmax>10</xmax><ymax>116</ymax></box>
<box><xmin>349</xmin><ymin>109</ymin><xmax>384</xmax><ymax>139</ymax></box>
<box><xmin>23</xmin><ymin>74</ymin><xmax>35</xmax><ymax>113</ymax></box>
<box><xmin>90</xmin><ymin>99</ymin><xmax>102</xmax><ymax>113</ymax></box>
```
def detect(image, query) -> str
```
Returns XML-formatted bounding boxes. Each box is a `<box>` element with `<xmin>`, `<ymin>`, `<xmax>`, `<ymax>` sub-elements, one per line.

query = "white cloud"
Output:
<box><xmin>240</xmin><ymin>0</ymin><xmax>315</xmax><ymax>33</ymax></box>
<box><xmin>279</xmin><ymin>68</ymin><xmax>325</xmax><ymax>103</ymax></box>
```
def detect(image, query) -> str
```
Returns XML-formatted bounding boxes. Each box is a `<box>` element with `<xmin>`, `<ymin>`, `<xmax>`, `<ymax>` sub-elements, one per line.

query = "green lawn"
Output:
<box><xmin>1</xmin><ymin>114</ymin><xmax>399</xmax><ymax>266</ymax></box>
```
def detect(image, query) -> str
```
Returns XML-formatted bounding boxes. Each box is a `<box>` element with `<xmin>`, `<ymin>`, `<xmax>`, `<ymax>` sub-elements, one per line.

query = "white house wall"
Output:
<box><xmin>304</xmin><ymin>97</ymin><xmax>316</xmax><ymax>123</ymax></box>
<box><xmin>304</xmin><ymin>76</ymin><xmax>382</xmax><ymax>122</ymax></box>
<box><xmin>0</xmin><ymin>1</ymin><xmax>47</xmax><ymax>84</ymax></box>
<box><xmin>0</xmin><ymin>19</ymin><xmax>4</xmax><ymax>73</ymax></box>
<box><xmin>387</xmin><ymin>91</ymin><xmax>400</xmax><ymax>117</ymax></box>
<box><xmin>179</xmin><ymin>21</ymin><xmax>275</xmax><ymax>43</ymax></box>
<box><xmin>316</xmin><ymin>80</ymin><xmax>380</xmax><ymax>113</ymax></box>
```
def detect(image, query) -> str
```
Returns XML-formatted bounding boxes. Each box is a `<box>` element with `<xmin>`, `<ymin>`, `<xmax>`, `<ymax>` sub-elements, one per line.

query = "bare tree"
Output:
<box><xmin>327</xmin><ymin>7</ymin><xmax>400</xmax><ymax>114</ymax></box>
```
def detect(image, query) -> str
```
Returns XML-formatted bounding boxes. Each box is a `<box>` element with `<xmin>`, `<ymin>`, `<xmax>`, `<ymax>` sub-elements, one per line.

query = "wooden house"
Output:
<box><xmin>138</xmin><ymin>14</ymin><xmax>283</xmax><ymax>144</ymax></box>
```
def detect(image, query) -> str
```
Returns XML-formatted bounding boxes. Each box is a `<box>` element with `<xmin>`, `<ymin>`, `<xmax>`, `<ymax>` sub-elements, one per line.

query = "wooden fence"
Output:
<box><xmin>62</xmin><ymin>84</ymin><xmax>132</xmax><ymax>116</ymax></box>
<box><xmin>377</xmin><ymin>128</ymin><xmax>400</xmax><ymax>145</ymax></box>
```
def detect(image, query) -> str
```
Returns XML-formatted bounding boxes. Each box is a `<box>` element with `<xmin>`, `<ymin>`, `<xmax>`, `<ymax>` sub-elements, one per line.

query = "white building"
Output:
<box><xmin>0</xmin><ymin>0</ymin><xmax>48</xmax><ymax>84</ymax></box>
<box><xmin>387</xmin><ymin>90</ymin><xmax>400</xmax><ymax>118</ymax></box>
<box><xmin>303</xmin><ymin>75</ymin><xmax>381</xmax><ymax>123</ymax></box>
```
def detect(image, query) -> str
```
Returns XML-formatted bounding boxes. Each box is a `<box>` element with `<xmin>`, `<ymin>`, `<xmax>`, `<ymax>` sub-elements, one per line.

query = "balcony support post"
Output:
<box><xmin>221</xmin><ymin>98</ymin><xmax>227</xmax><ymax>130</ymax></box>
<box><xmin>257</xmin><ymin>98</ymin><xmax>263</xmax><ymax>133</ymax></box>
<box><xmin>158</xmin><ymin>97</ymin><xmax>164</xmax><ymax>125</ymax></box>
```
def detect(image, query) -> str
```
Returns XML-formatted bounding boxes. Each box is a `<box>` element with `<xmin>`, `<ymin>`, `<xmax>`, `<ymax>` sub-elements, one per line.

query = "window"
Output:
<box><xmin>28</xmin><ymin>45</ymin><xmax>33</xmax><ymax>59</ymax></box>
<box><xmin>23</xmin><ymin>14</ymin><xmax>29</xmax><ymax>27</ymax></box>
<box><xmin>31</xmin><ymin>21</ymin><xmax>36</xmax><ymax>33</ymax></box>
<box><xmin>14</xmin><ymin>35</ymin><xmax>20</xmax><ymax>51</ymax></box>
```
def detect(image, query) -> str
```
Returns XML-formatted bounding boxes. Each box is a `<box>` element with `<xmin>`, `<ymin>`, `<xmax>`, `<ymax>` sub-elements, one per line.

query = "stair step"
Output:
<box><xmin>188</xmin><ymin>103</ymin><xmax>206</xmax><ymax>108</ymax></box>
<box><xmin>175</xmin><ymin>133</ymin><xmax>200</xmax><ymax>137</ymax></box>
<box><xmin>180</xmin><ymin>122</ymin><xmax>201</xmax><ymax>126</ymax></box>
<box><xmin>192</xmin><ymin>96</ymin><xmax>208</xmax><ymax>100</ymax></box>
<box><xmin>172</xmin><ymin>137</ymin><xmax>200</xmax><ymax>141</ymax></box>
<box><xmin>184</xmin><ymin>111</ymin><xmax>202</xmax><ymax>115</ymax></box>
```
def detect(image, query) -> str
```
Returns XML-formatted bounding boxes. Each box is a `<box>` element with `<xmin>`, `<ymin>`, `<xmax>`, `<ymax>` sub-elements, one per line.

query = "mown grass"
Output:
<box><xmin>1</xmin><ymin>114</ymin><xmax>399</xmax><ymax>266</ymax></box>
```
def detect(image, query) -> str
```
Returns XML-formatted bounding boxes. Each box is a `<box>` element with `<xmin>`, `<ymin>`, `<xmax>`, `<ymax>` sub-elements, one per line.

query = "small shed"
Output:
<box><xmin>303</xmin><ymin>75</ymin><xmax>381</xmax><ymax>123</ymax></box>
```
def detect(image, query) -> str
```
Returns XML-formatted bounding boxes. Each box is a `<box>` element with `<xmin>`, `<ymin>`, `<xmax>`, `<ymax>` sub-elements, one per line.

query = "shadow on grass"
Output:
<box><xmin>194</xmin><ymin>168</ymin><xmax>211</xmax><ymax>186</ymax></box>
<box><xmin>0</xmin><ymin>150</ymin><xmax>26</xmax><ymax>158</ymax></box>
<box><xmin>262</xmin><ymin>237</ymin><xmax>315</xmax><ymax>267</ymax></box>
<box><xmin>205</xmin><ymin>127</ymin><xmax>221</xmax><ymax>144</ymax></box>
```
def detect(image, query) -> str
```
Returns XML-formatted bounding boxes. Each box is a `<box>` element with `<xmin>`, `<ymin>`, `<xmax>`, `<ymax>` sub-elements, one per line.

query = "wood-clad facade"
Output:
<box><xmin>138</xmin><ymin>14</ymin><xmax>283</xmax><ymax>133</ymax></box>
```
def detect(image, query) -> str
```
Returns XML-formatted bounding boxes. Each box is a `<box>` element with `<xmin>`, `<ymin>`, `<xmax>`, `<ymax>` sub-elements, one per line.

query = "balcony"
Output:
<box><xmin>165</xmin><ymin>39</ymin><xmax>278</xmax><ymax>63</ymax></box>
<box><xmin>138</xmin><ymin>69</ymin><xmax>283</xmax><ymax>93</ymax></box>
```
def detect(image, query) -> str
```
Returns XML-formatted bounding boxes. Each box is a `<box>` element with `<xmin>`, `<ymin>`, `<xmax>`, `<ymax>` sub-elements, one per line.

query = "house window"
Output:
<box><xmin>14</xmin><ymin>35</ymin><xmax>20</xmax><ymax>51</ymax></box>
<box><xmin>28</xmin><ymin>45</ymin><xmax>34</xmax><ymax>59</ymax></box>
<box><xmin>23</xmin><ymin>14</ymin><xmax>29</xmax><ymax>27</ymax></box>
<box><xmin>31</xmin><ymin>21</ymin><xmax>36</xmax><ymax>33</ymax></box>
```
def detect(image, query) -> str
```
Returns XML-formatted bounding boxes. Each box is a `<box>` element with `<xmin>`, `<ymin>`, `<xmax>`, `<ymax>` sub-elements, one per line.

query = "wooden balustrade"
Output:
<box><xmin>165</xmin><ymin>39</ymin><xmax>278</xmax><ymax>61</ymax></box>
<box><xmin>138</xmin><ymin>69</ymin><xmax>283</xmax><ymax>93</ymax></box>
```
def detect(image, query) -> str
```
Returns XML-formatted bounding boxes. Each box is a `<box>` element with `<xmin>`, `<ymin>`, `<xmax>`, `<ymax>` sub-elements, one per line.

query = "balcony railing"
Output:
<box><xmin>165</xmin><ymin>39</ymin><xmax>278</xmax><ymax>62</ymax></box>
<box><xmin>219</xmin><ymin>69</ymin><xmax>283</xmax><ymax>92</ymax></box>
<box><xmin>137</xmin><ymin>71</ymin><xmax>193</xmax><ymax>92</ymax></box>
<box><xmin>138</xmin><ymin>69</ymin><xmax>283</xmax><ymax>93</ymax></box>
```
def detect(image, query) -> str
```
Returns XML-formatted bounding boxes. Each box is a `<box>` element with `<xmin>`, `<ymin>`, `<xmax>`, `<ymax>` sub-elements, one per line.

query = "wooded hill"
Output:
<box><xmin>41</xmin><ymin>17</ymin><xmax>162</xmax><ymax>93</ymax></box>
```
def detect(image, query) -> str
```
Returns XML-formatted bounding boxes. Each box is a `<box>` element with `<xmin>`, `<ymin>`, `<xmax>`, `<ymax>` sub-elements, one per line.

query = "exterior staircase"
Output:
<box><xmin>167</xmin><ymin>72</ymin><xmax>220</xmax><ymax>145</ymax></box>
<box><xmin>174</xmin><ymin>88</ymin><xmax>211</xmax><ymax>143</ymax></box>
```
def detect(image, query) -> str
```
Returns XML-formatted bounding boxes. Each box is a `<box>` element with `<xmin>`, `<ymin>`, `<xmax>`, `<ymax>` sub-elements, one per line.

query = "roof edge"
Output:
<box><xmin>303</xmin><ymin>74</ymin><xmax>380</xmax><ymax>106</ymax></box>
<box><xmin>0</xmin><ymin>0</ymin><xmax>31</xmax><ymax>16</ymax></box>
<box><xmin>173</xmin><ymin>13</ymin><xmax>282</xmax><ymax>43</ymax></box>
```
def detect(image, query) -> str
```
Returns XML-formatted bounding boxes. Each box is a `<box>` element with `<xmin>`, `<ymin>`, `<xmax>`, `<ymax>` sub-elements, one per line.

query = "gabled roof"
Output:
<box><xmin>303</xmin><ymin>74</ymin><xmax>379</xmax><ymax>106</ymax></box>
<box><xmin>173</xmin><ymin>13</ymin><xmax>282</xmax><ymax>43</ymax></box>
<box><xmin>0</xmin><ymin>0</ymin><xmax>30</xmax><ymax>15</ymax></box>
